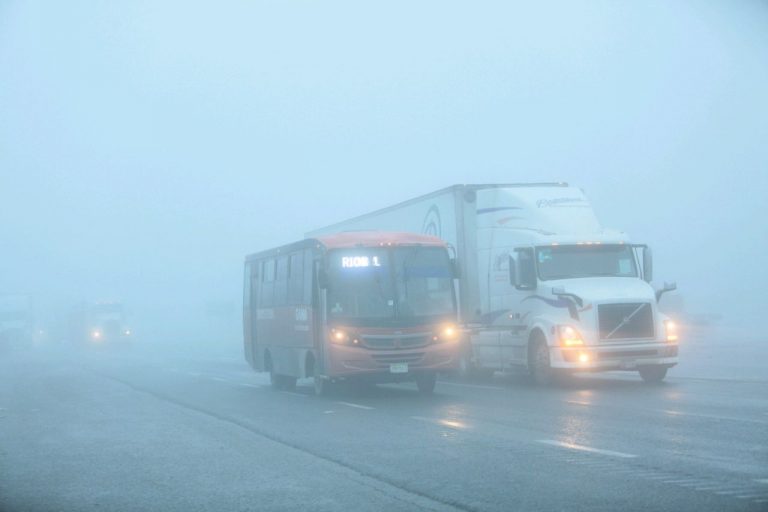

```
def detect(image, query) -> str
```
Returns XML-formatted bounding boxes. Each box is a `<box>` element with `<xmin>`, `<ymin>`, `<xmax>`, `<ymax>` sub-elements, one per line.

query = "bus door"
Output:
<box><xmin>313</xmin><ymin>257</ymin><xmax>327</xmax><ymax>375</ymax></box>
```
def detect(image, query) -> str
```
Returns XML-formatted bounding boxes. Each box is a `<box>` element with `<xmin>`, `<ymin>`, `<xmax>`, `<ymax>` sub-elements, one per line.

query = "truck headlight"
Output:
<box><xmin>664</xmin><ymin>320</ymin><xmax>678</xmax><ymax>343</ymax></box>
<box><xmin>559</xmin><ymin>325</ymin><xmax>584</xmax><ymax>347</ymax></box>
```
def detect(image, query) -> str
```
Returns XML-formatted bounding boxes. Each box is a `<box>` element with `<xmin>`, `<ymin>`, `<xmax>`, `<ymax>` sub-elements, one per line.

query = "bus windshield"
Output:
<box><xmin>326</xmin><ymin>247</ymin><xmax>455</xmax><ymax>326</ymax></box>
<box><xmin>536</xmin><ymin>244</ymin><xmax>638</xmax><ymax>280</ymax></box>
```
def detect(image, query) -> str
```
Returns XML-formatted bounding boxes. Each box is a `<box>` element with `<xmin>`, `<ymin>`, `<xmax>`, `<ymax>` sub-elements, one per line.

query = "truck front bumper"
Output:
<box><xmin>551</xmin><ymin>342</ymin><xmax>678</xmax><ymax>371</ymax></box>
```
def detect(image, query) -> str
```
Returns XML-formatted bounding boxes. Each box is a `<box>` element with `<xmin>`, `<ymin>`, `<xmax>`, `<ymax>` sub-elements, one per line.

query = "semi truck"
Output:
<box><xmin>69</xmin><ymin>301</ymin><xmax>132</xmax><ymax>345</ymax></box>
<box><xmin>308</xmin><ymin>184</ymin><xmax>679</xmax><ymax>384</ymax></box>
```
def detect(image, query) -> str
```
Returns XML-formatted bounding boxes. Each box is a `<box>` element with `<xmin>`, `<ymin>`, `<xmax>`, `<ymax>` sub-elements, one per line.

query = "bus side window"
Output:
<box><xmin>274</xmin><ymin>257</ymin><xmax>288</xmax><ymax>306</ymax></box>
<box><xmin>303</xmin><ymin>249</ymin><xmax>313</xmax><ymax>305</ymax></box>
<box><xmin>261</xmin><ymin>259</ymin><xmax>275</xmax><ymax>307</ymax></box>
<box><xmin>288</xmin><ymin>252</ymin><xmax>303</xmax><ymax>304</ymax></box>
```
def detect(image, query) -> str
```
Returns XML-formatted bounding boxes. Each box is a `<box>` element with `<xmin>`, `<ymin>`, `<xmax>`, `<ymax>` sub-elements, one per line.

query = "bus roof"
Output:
<box><xmin>314</xmin><ymin>231</ymin><xmax>446</xmax><ymax>249</ymax></box>
<box><xmin>245</xmin><ymin>231</ymin><xmax>446</xmax><ymax>262</ymax></box>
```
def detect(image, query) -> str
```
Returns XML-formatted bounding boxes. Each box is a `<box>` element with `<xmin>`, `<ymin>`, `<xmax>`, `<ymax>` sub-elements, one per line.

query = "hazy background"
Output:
<box><xmin>2</xmin><ymin>1</ymin><xmax>766</xmax><ymax>347</ymax></box>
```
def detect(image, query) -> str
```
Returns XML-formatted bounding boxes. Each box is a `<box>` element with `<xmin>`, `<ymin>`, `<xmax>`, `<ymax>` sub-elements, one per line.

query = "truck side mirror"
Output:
<box><xmin>642</xmin><ymin>247</ymin><xmax>653</xmax><ymax>283</ymax></box>
<box><xmin>451</xmin><ymin>258</ymin><xmax>461</xmax><ymax>279</ymax></box>
<box><xmin>655</xmin><ymin>281</ymin><xmax>677</xmax><ymax>302</ymax></box>
<box><xmin>317</xmin><ymin>268</ymin><xmax>329</xmax><ymax>289</ymax></box>
<box><xmin>514</xmin><ymin>248</ymin><xmax>537</xmax><ymax>290</ymax></box>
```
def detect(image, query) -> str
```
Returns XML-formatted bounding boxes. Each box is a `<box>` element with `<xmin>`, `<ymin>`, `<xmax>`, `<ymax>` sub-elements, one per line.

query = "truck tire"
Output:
<box><xmin>416</xmin><ymin>372</ymin><xmax>437</xmax><ymax>395</ymax></box>
<box><xmin>639</xmin><ymin>365</ymin><xmax>667</xmax><ymax>384</ymax></box>
<box><xmin>529</xmin><ymin>335</ymin><xmax>553</xmax><ymax>386</ymax></box>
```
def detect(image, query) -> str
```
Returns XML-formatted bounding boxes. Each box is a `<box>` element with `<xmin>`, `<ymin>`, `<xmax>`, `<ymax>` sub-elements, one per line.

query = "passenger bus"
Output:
<box><xmin>243</xmin><ymin>232</ymin><xmax>460</xmax><ymax>395</ymax></box>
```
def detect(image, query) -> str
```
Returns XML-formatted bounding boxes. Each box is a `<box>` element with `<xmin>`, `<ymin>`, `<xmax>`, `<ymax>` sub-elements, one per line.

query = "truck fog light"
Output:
<box><xmin>578</xmin><ymin>352</ymin><xmax>590</xmax><ymax>364</ymax></box>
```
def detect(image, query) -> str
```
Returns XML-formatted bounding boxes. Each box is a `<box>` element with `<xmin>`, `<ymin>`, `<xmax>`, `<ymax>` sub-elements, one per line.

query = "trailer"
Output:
<box><xmin>308</xmin><ymin>184</ymin><xmax>679</xmax><ymax>384</ymax></box>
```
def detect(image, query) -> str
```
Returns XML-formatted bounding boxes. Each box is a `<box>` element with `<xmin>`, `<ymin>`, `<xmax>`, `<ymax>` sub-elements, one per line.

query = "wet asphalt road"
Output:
<box><xmin>1</xmin><ymin>334</ymin><xmax>767</xmax><ymax>512</ymax></box>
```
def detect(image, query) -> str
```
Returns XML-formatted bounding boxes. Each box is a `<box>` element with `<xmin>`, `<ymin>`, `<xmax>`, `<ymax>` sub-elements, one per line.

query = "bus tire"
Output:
<box><xmin>416</xmin><ymin>372</ymin><xmax>437</xmax><ymax>395</ymax></box>
<box><xmin>528</xmin><ymin>333</ymin><xmax>553</xmax><ymax>386</ymax></box>
<box><xmin>639</xmin><ymin>365</ymin><xmax>667</xmax><ymax>384</ymax></box>
<box><xmin>265</xmin><ymin>352</ymin><xmax>281</xmax><ymax>390</ymax></box>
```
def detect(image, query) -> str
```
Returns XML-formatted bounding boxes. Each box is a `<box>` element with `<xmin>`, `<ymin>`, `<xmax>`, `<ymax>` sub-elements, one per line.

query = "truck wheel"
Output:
<box><xmin>529</xmin><ymin>337</ymin><xmax>553</xmax><ymax>386</ymax></box>
<box><xmin>416</xmin><ymin>372</ymin><xmax>437</xmax><ymax>395</ymax></box>
<box><xmin>639</xmin><ymin>366</ymin><xmax>667</xmax><ymax>384</ymax></box>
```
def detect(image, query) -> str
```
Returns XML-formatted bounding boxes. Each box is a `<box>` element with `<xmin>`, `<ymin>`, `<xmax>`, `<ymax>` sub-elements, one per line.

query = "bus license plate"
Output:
<box><xmin>390</xmin><ymin>363</ymin><xmax>408</xmax><ymax>374</ymax></box>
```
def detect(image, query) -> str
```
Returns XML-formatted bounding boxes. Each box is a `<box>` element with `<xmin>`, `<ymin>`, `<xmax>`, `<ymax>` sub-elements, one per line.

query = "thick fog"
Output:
<box><xmin>2</xmin><ymin>1</ymin><xmax>767</xmax><ymax>349</ymax></box>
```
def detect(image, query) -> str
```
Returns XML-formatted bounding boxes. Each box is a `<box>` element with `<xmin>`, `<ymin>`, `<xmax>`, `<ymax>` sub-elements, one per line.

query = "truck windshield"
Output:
<box><xmin>326</xmin><ymin>247</ymin><xmax>455</xmax><ymax>326</ymax></box>
<box><xmin>536</xmin><ymin>244</ymin><xmax>638</xmax><ymax>280</ymax></box>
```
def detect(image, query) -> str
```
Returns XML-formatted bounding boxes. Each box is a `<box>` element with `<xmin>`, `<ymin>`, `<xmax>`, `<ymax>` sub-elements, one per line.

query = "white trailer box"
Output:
<box><xmin>308</xmin><ymin>184</ymin><xmax>679</xmax><ymax>384</ymax></box>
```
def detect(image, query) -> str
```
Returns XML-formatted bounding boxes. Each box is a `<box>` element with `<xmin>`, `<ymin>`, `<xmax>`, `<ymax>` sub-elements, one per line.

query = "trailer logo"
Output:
<box><xmin>421</xmin><ymin>205</ymin><xmax>442</xmax><ymax>237</ymax></box>
<box><xmin>536</xmin><ymin>197</ymin><xmax>587</xmax><ymax>208</ymax></box>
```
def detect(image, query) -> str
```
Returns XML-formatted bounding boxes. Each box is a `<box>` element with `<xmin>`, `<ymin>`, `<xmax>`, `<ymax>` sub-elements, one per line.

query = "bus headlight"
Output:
<box><xmin>433</xmin><ymin>324</ymin><xmax>459</xmax><ymax>342</ymax></box>
<box><xmin>329</xmin><ymin>328</ymin><xmax>360</xmax><ymax>346</ymax></box>
<box><xmin>664</xmin><ymin>320</ymin><xmax>678</xmax><ymax>343</ymax></box>
<box><xmin>559</xmin><ymin>325</ymin><xmax>584</xmax><ymax>347</ymax></box>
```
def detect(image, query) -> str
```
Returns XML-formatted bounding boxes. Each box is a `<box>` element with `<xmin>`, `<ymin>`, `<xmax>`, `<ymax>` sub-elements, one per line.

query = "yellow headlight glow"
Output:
<box><xmin>560</xmin><ymin>326</ymin><xmax>584</xmax><ymax>347</ymax></box>
<box><xmin>664</xmin><ymin>320</ymin><xmax>678</xmax><ymax>343</ymax></box>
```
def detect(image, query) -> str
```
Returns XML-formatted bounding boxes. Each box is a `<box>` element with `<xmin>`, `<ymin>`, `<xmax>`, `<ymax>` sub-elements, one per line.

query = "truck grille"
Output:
<box><xmin>598</xmin><ymin>303</ymin><xmax>654</xmax><ymax>341</ymax></box>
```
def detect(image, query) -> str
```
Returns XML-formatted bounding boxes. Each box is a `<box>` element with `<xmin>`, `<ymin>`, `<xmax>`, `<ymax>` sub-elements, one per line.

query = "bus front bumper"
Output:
<box><xmin>326</xmin><ymin>343</ymin><xmax>459</xmax><ymax>379</ymax></box>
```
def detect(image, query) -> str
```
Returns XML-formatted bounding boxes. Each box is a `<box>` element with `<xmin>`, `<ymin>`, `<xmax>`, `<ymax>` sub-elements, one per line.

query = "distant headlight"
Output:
<box><xmin>664</xmin><ymin>320</ymin><xmax>678</xmax><ymax>343</ymax></box>
<box><xmin>124</xmin><ymin>329</ymin><xmax>131</xmax><ymax>336</ymax></box>
<box><xmin>91</xmin><ymin>330</ymin><xmax>102</xmax><ymax>340</ymax></box>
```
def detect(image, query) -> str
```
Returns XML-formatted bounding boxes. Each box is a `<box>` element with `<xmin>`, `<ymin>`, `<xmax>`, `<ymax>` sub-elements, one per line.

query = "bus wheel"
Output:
<box><xmin>266</xmin><ymin>353</ymin><xmax>282</xmax><ymax>390</ymax></box>
<box><xmin>416</xmin><ymin>372</ymin><xmax>437</xmax><ymax>395</ymax></box>
<box><xmin>529</xmin><ymin>336</ymin><xmax>553</xmax><ymax>386</ymax></box>
<box><xmin>639</xmin><ymin>365</ymin><xmax>667</xmax><ymax>384</ymax></box>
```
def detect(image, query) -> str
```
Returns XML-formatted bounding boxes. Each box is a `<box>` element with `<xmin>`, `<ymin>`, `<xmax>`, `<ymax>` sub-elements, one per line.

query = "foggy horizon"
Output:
<box><xmin>2</xmin><ymin>1</ymin><xmax>767</xmax><ymax>344</ymax></box>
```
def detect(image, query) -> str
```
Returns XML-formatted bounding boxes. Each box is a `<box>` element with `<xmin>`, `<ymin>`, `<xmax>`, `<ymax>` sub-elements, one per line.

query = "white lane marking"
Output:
<box><xmin>187</xmin><ymin>372</ymin><xmax>202</xmax><ymax>376</ymax></box>
<box><xmin>211</xmin><ymin>377</ymin><xmax>227</xmax><ymax>382</ymax></box>
<box><xmin>335</xmin><ymin>401</ymin><xmax>374</xmax><ymax>410</ymax></box>
<box><xmin>660</xmin><ymin>409</ymin><xmax>768</xmax><ymax>425</ymax></box>
<box><xmin>755</xmin><ymin>479</ymin><xmax>768</xmax><ymax>485</ymax></box>
<box><xmin>438</xmin><ymin>381</ymin><xmax>504</xmax><ymax>392</ymax></box>
<box><xmin>323</xmin><ymin>410</ymin><xmax>335</xmax><ymax>414</ymax></box>
<box><xmin>736</xmin><ymin>493</ymin><xmax>767</xmax><ymax>499</ymax></box>
<box><xmin>537</xmin><ymin>440</ymin><xmax>638</xmax><ymax>459</ymax></box>
<box><xmin>566</xmin><ymin>400</ymin><xmax>592</xmax><ymax>406</ymax></box>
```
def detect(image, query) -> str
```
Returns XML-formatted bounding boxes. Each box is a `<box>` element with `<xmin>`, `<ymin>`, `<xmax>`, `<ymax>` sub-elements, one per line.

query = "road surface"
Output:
<box><xmin>1</xmin><ymin>326</ymin><xmax>766</xmax><ymax>511</ymax></box>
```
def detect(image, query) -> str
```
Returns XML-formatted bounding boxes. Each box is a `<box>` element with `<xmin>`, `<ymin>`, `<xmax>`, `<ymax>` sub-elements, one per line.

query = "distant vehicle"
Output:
<box><xmin>243</xmin><ymin>232</ymin><xmax>460</xmax><ymax>395</ymax></box>
<box><xmin>0</xmin><ymin>294</ymin><xmax>35</xmax><ymax>350</ymax></box>
<box><xmin>70</xmin><ymin>301</ymin><xmax>132</xmax><ymax>345</ymax></box>
<box><xmin>308</xmin><ymin>184</ymin><xmax>679</xmax><ymax>384</ymax></box>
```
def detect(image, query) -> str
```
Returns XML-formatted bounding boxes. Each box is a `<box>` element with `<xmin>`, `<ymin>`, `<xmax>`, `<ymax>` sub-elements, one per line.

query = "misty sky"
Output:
<box><xmin>2</xmin><ymin>1</ymin><xmax>767</xmax><ymax>340</ymax></box>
